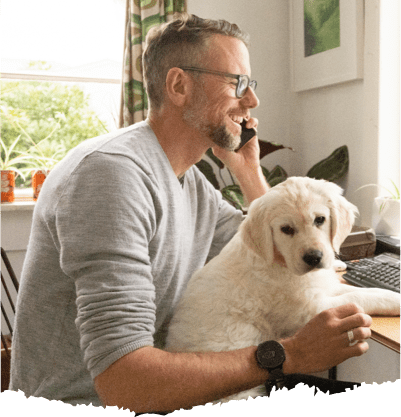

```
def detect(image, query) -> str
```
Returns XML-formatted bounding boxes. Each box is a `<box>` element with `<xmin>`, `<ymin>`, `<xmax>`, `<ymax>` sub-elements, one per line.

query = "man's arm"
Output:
<box><xmin>234</xmin><ymin>160</ymin><xmax>270</xmax><ymax>205</ymax></box>
<box><xmin>94</xmin><ymin>345</ymin><xmax>267</xmax><ymax>413</ymax></box>
<box><xmin>94</xmin><ymin>303</ymin><xmax>372</xmax><ymax>413</ymax></box>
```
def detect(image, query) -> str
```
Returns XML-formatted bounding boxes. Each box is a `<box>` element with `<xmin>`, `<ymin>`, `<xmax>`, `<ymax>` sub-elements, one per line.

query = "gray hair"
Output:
<box><xmin>143</xmin><ymin>13</ymin><xmax>250</xmax><ymax>111</ymax></box>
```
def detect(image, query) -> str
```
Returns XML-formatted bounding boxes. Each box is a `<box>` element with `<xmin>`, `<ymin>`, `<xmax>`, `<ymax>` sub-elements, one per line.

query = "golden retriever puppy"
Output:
<box><xmin>165</xmin><ymin>177</ymin><xmax>400</xmax><ymax>401</ymax></box>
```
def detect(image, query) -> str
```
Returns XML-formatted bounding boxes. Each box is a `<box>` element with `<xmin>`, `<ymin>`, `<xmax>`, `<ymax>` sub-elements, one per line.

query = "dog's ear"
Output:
<box><xmin>326</xmin><ymin>183</ymin><xmax>359</xmax><ymax>253</ymax></box>
<box><xmin>239</xmin><ymin>196</ymin><xmax>274</xmax><ymax>263</ymax></box>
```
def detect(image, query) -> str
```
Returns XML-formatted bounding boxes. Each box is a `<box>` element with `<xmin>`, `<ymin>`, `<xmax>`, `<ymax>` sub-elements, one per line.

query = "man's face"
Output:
<box><xmin>183</xmin><ymin>35</ymin><xmax>259</xmax><ymax>151</ymax></box>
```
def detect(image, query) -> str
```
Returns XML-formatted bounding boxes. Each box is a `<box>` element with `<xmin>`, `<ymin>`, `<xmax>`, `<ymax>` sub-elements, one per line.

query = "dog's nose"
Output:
<box><xmin>303</xmin><ymin>250</ymin><xmax>323</xmax><ymax>267</ymax></box>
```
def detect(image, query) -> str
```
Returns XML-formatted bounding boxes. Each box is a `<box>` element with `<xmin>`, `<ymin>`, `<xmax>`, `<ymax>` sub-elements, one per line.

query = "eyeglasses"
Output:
<box><xmin>180</xmin><ymin>67</ymin><xmax>257</xmax><ymax>99</ymax></box>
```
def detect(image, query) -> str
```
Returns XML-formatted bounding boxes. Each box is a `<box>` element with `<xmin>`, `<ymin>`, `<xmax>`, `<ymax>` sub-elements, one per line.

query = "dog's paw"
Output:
<box><xmin>386</xmin><ymin>291</ymin><xmax>401</xmax><ymax>315</ymax></box>
<box><xmin>372</xmin><ymin>289</ymin><xmax>401</xmax><ymax>316</ymax></box>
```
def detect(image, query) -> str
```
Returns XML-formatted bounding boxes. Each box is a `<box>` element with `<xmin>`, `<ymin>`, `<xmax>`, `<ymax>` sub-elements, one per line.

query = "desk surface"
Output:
<box><xmin>338</xmin><ymin>274</ymin><xmax>400</xmax><ymax>353</ymax></box>
<box><xmin>370</xmin><ymin>316</ymin><xmax>400</xmax><ymax>353</ymax></box>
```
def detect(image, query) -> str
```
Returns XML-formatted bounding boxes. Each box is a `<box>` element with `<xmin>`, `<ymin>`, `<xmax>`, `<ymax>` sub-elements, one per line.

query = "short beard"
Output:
<box><xmin>183</xmin><ymin>83</ymin><xmax>240</xmax><ymax>151</ymax></box>
<box><xmin>209</xmin><ymin>124</ymin><xmax>239</xmax><ymax>151</ymax></box>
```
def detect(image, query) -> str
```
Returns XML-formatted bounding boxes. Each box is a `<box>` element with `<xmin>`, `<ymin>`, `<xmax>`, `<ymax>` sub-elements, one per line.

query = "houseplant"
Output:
<box><xmin>358</xmin><ymin>181</ymin><xmax>400</xmax><ymax>236</ymax></box>
<box><xmin>1</xmin><ymin>135</ymin><xmax>30</xmax><ymax>202</ymax></box>
<box><xmin>1</xmin><ymin>132</ymin><xmax>61</xmax><ymax>202</ymax></box>
<box><xmin>19</xmin><ymin>135</ymin><xmax>63</xmax><ymax>201</ymax></box>
<box><xmin>197</xmin><ymin>142</ymin><xmax>349</xmax><ymax>210</ymax></box>
<box><xmin>2</xmin><ymin>106</ymin><xmax>63</xmax><ymax>200</ymax></box>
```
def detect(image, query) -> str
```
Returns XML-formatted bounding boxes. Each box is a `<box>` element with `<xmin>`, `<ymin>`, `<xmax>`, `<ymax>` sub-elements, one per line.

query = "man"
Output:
<box><xmin>10</xmin><ymin>14</ymin><xmax>371</xmax><ymax>413</ymax></box>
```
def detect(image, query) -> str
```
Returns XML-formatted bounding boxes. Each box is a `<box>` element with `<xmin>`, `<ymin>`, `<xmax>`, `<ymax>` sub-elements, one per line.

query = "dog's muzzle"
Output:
<box><xmin>303</xmin><ymin>250</ymin><xmax>323</xmax><ymax>268</ymax></box>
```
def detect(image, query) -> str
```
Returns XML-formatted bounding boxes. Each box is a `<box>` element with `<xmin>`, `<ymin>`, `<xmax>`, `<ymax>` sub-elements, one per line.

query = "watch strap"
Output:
<box><xmin>265</xmin><ymin>368</ymin><xmax>286</xmax><ymax>395</ymax></box>
<box><xmin>256</xmin><ymin>341</ymin><xmax>286</xmax><ymax>395</ymax></box>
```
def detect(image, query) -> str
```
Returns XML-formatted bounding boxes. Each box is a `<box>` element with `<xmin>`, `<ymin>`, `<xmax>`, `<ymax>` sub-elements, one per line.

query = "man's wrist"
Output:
<box><xmin>279</xmin><ymin>338</ymin><xmax>297</xmax><ymax>375</ymax></box>
<box><xmin>235</xmin><ymin>166</ymin><xmax>269</xmax><ymax>204</ymax></box>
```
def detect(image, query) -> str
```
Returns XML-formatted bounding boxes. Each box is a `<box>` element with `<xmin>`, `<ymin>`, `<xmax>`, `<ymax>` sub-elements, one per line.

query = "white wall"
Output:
<box><xmin>291</xmin><ymin>0</ymin><xmax>392</xmax><ymax>227</ymax></box>
<box><xmin>188</xmin><ymin>0</ymin><xmax>297</xmax><ymax>176</ymax></box>
<box><xmin>188</xmin><ymin>0</ymin><xmax>399</xmax><ymax>228</ymax></box>
<box><xmin>377</xmin><ymin>0</ymin><xmax>400</xmax><ymax>199</ymax></box>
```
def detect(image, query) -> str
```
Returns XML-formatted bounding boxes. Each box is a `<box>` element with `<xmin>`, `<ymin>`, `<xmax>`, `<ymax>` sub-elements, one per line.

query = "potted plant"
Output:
<box><xmin>1</xmin><ymin>133</ymin><xmax>62</xmax><ymax>202</ymax></box>
<box><xmin>1</xmin><ymin>135</ymin><xmax>30</xmax><ymax>203</ymax></box>
<box><xmin>358</xmin><ymin>181</ymin><xmax>400</xmax><ymax>236</ymax></box>
<box><xmin>2</xmin><ymin>109</ymin><xmax>62</xmax><ymax>201</ymax></box>
<box><xmin>197</xmin><ymin>141</ymin><xmax>349</xmax><ymax>211</ymax></box>
<box><xmin>20</xmin><ymin>137</ymin><xmax>63</xmax><ymax>201</ymax></box>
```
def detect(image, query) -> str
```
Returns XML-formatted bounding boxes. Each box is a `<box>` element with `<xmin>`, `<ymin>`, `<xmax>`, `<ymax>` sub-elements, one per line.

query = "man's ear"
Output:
<box><xmin>165</xmin><ymin>67</ymin><xmax>191</xmax><ymax>107</ymax></box>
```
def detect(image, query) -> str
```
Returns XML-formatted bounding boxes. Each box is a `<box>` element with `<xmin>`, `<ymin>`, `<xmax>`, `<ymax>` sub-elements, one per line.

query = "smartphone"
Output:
<box><xmin>236</xmin><ymin>120</ymin><xmax>256</xmax><ymax>151</ymax></box>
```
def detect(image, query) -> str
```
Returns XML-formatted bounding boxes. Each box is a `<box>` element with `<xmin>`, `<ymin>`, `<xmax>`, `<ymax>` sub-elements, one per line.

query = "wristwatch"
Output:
<box><xmin>256</xmin><ymin>340</ymin><xmax>286</xmax><ymax>394</ymax></box>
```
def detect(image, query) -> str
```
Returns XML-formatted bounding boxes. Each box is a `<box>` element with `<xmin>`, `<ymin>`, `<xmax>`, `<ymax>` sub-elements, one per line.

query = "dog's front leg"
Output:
<box><xmin>323</xmin><ymin>284</ymin><xmax>400</xmax><ymax>316</ymax></box>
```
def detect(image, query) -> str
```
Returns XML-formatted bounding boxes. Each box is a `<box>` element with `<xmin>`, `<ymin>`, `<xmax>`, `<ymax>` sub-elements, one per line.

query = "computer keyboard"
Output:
<box><xmin>343</xmin><ymin>253</ymin><xmax>400</xmax><ymax>293</ymax></box>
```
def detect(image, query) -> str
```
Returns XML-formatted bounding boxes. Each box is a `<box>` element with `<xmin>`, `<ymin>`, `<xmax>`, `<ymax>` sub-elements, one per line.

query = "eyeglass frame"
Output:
<box><xmin>179</xmin><ymin>67</ymin><xmax>257</xmax><ymax>99</ymax></box>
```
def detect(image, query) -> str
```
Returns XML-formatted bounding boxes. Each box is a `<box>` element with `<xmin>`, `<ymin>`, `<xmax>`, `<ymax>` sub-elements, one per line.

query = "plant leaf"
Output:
<box><xmin>261</xmin><ymin>166</ymin><xmax>270</xmax><ymax>182</ymax></box>
<box><xmin>195</xmin><ymin>159</ymin><xmax>220</xmax><ymax>190</ymax></box>
<box><xmin>1</xmin><ymin>166</ymin><xmax>26</xmax><ymax>181</ymax></box>
<box><xmin>306</xmin><ymin>145</ymin><xmax>349</xmax><ymax>182</ymax></box>
<box><xmin>221</xmin><ymin>184</ymin><xmax>244</xmax><ymax>210</ymax></box>
<box><xmin>1</xmin><ymin>135</ymin><xmax>23</xmax><ymax>168</ymax></box>
<box><xmin>259</xmin><ymin>140</ymin><xmax>294</xmax><ymax>159</ymax></box>
<box><xmin>266</xmin><ymin>165</ymin><xmax>288</xmax><ymax>187</ymax></box>
<box><xmin>389</xmin><ymin>179</ymin><xmax>400</xmax><ymax>200</ymax></box>
<box><xmin>205</xmin><ymin>148</ymin><xmax>225</xmax><ymax>169</ymax></box>
<box><xmin>356</xmin><ymin>181</ymin><xmax>400</xmax><ymax>201</ymax></box>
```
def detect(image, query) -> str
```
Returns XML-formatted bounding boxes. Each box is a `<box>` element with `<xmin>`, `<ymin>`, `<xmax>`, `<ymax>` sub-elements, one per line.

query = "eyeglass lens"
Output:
<box><xmin>237</xmin><ymin>76</ymin><xmax>257</xmax><ymax>98</ymax></box>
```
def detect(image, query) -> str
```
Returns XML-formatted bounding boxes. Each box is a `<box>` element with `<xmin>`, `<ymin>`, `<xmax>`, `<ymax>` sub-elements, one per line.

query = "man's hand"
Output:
<box><xmin>212</xmin><ymin>117</ymin><xmax>269</xmax><ymax>204</ymax></box>
<box><xmin>212</xmin><ymin>118</ymin><xmax>260</xmax><ymax>170</ymax></box>
<box><xmin>281</xmin><ymin>303</ymin><xmax>372</xmax><ymax>375</ymax></box>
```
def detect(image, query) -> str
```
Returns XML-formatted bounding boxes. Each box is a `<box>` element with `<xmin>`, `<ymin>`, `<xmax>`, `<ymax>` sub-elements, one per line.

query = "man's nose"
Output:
<box><xmin>241</xmin><ymin>86</ymin><xmax>259</xmax><ymax>109</ymax></box>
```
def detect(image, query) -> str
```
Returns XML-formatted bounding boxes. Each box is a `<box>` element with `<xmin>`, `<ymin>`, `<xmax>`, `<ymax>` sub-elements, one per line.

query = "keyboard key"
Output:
<box><xmin>343</xmin><ymin>254</ymin><xmax>400</xmax><ymax>293</ymax></box>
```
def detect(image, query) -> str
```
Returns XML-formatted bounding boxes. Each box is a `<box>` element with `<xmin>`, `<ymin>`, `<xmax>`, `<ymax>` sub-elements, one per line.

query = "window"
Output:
<box><xmin>1</xmin><ymin>0</ymin><xmax>125</xmax><ymax>195</ymax></box>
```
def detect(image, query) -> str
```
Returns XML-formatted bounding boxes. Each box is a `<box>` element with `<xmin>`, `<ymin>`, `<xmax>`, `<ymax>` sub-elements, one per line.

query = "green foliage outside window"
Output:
<box><xmin>1</xmin><ymin>80</ymin><xmax>109</xmax><ymax>186</ymax></box>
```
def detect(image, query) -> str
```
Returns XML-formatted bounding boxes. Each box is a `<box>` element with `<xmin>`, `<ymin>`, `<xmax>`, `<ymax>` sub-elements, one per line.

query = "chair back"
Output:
<box><xmin>1</xmin><ymin>247</ymin><xmax>19</xmax><ymax>391</ymax></box>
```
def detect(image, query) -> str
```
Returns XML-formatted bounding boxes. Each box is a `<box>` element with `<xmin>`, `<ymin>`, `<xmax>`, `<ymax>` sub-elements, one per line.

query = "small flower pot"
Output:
<box><xmin>1</xmin><ymin>170</ymin><xmax>15</xmax><ymax>203</ymax></box>
<box><xmin>32</xmin><ymin>170</ymin><xmax>50</xmax><ymax>201</ymax></box>
<box><xmin>372</xmin><ymin>197</ymin><xmax>400</xmax><ymax>236</ymax></box>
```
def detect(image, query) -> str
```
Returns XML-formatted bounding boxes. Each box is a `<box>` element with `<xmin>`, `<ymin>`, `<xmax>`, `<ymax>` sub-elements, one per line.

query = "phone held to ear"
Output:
<box><xmin>236</xmin><ymin>120</ymin><xmax>256</xmax><ymax>151</ymax></box>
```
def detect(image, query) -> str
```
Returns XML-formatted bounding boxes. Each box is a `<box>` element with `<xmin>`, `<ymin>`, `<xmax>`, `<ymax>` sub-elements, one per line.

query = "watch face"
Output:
<box><xmin>257</xmin><ymin>341</ymin><xmax>286</xmax><ymax>369</ymax></box>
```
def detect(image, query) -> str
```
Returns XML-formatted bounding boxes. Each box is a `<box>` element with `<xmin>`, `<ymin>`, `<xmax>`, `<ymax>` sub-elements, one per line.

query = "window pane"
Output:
<box><xmin>1</xmin><ymin>0</ymin><xmax>125</xmax><ymax>191</ymax></box>
<box><xmin>1</xmin><ymin>0</ymin><xmax>125</xmax><ymax>68</ymax></box>
<box><xmin>1</xmin><ymin>79</ymin><xmax>118</xmax><ymax>187</ymax></box>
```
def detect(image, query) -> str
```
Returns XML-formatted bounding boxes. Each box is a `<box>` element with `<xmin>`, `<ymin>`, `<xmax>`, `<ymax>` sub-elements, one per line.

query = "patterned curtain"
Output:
<box><xmin>119</xmin><ymin>0</ymin><xmax>187</xmax><ymax>128</ymax></box>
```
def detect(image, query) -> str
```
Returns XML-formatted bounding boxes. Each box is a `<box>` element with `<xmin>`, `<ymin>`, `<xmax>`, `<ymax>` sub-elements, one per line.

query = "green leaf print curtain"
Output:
<box><xmin>119</xmin><ymin>0</ymin><xmax>187</xmax><ymax>127</ymax></box>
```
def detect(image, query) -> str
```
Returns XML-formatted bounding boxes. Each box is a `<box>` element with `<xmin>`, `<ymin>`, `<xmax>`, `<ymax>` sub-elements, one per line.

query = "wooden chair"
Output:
<box><xmin>1</xmin><ymin>247</ymin><xmax>19</xmax><ymax>392</ymax></box>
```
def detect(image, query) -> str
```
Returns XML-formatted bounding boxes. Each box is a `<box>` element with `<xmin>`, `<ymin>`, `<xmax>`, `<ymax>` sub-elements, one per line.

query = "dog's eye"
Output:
<box><xmin>314</xmin><ymin>216</ymin><xmax>326</xmax><ymax>226</ymax></box>
<box><xmin>281</xmin><ymin>225</ymin><xmax>295</xmax><ymax>236</ymax></box>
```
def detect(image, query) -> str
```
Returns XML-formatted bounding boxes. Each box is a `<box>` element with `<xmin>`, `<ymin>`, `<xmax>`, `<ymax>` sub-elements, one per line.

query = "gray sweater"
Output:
<box><xmin>10</xmin><ymin>121</ymin><xmax>243</xmax><ymax>405</ymax></box>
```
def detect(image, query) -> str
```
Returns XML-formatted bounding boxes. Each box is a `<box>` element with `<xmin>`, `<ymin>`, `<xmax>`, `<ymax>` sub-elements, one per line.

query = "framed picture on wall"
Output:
<box><xmin>290</xmin><ymin>0</ymin><xmax>364</xmax><ymax>92</ymax></box>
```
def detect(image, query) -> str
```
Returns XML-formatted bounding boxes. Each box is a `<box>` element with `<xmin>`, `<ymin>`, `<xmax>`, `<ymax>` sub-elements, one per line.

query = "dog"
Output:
<box><xmin>165</xmin><ymin>177</ymin><xmax>400</xmax><ymax>401</ymax></box>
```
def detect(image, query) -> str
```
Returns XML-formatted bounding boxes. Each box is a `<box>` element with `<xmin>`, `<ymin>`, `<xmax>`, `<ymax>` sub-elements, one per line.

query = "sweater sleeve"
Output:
<box><xmin>54</xmin><ymin>151</ymin><xmax>158</xmax><ymax>378</ymax></box>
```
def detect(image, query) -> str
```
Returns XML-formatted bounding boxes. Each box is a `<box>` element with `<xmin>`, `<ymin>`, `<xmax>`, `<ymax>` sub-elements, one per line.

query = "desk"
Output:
<box><xmin>336</xmin><ymin>275</ymin><xmax>400</xmax><ymax>383</ymax></box>
<box><xmin>371</xmin><ymin>316</ymin><xmax>400</xmax><ymax>353</ymax></box>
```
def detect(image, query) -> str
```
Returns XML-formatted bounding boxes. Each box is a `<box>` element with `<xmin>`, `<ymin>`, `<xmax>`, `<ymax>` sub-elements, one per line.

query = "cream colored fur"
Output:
<box><xmin>165</xmin><ymin>177</ymin><xmax>400</xmax><ymax>402</ymax></box>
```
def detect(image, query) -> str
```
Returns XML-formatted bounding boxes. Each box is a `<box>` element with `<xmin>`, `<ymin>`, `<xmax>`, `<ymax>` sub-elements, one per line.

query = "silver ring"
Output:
<box><xmin>347</xmin><ymin>330</ymin><xmax>355</xmax><ymax>346</ymax></box>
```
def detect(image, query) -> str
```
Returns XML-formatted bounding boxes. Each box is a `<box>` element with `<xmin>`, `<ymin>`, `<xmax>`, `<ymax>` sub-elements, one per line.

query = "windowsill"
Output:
<box><xmin>1</xmin><ymin>201</ymin><xmax>36</xmax><ymax>211</ymax></box>
<box><xmin>1</xmin><ymin>188</ymin><xmax>36</xmax><ymax>211</ymax></box>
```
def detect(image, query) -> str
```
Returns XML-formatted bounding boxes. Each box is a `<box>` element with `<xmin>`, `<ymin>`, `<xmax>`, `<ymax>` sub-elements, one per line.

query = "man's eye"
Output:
<box><xmin>281</xmin><ymin>225</ymin><xmax>295</xmax><ymax>236</ymax></box>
